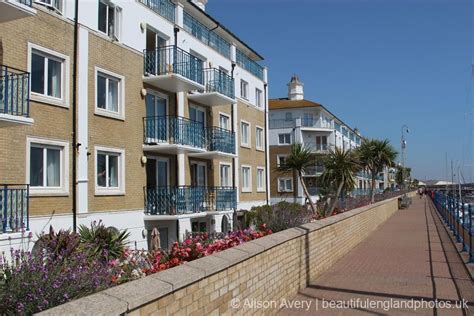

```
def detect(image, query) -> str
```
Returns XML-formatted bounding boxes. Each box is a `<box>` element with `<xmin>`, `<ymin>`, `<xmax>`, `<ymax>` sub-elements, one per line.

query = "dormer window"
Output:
<box><xmin>98</xmin><ymin>0</ymin><xmax>122</xmax><ymax>41</ymax></box>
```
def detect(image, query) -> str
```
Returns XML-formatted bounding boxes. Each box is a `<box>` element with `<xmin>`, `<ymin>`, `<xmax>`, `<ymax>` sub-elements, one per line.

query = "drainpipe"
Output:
<box><xmin>72</xmin><ymin>0</ymin><xmax>79</xmax><ymax>232</ymax></box>
<box><xmin>231</xmin><ymin>63</ymin><xmax>236</xmax><ymax>227</ymax></box>
<box><xmin>264</xmin><ymin>83</ymin><xmax>269</xmax><ymax>205</ymax></box>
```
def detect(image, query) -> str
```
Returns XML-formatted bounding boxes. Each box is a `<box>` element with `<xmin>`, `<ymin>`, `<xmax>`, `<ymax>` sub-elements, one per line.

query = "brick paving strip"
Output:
<box><xmin>279</xmin><ymin>197</ymin><xmax>474</xmax><ymax>316</ymax></box>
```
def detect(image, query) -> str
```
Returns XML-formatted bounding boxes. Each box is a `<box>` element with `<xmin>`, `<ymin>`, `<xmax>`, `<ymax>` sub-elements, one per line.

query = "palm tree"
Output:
<box><xmin>277</xmin><ymin>143</ymin><xmax>317</xmax><ymax>214</ymax></box>
<box><xmin>357</xmin><ymin>139</ymin><xmax>398</xmax><ymax>203</ymax></box>
<box><xmin>320</xmin><ymin>147</ymin><xmax>360</xmax><ymax>216</ymax></box>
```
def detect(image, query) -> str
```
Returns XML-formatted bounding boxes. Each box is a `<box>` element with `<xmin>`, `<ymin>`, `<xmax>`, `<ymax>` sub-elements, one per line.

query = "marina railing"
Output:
<box><xmin>0</xmin><ymin>184</ymin><xmax>29</xmax><ymax>233</ymax></box>
<box><xmin>0</xmin><ymin>65</ymin><xmax>30</xmax><ymax>118</ymax></box>
<box><xmin>431</xmin><ymin>192</ymin><xmax>473</xmax><ymax>262</ymax></box>
<box><xmin>144</xmin><ymin>186</ymin><xmax>236</xmax><ymax>215</ymax></box>
<box><xmin>144</xmin><ymin>46</ymin><xmax>204</xmax><ymax>85</ymax></box>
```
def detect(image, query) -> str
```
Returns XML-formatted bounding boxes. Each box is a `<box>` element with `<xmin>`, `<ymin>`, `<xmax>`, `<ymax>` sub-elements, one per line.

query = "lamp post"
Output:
<box><xmin>401</xmin><ymin>125</ymin><xmax>409</xmax><ymax>191</ymax></box>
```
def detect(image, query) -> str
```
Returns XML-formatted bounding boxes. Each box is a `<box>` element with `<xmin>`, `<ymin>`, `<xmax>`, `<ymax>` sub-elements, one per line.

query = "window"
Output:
<box><xmin>278</xmin><ymin>178</ymin><xmax>293</xmax><ymax>192</ymax></box>
<box><xmin>241</xmin><ymin>166</ymin><xmax>251</xmax><ymax>192</ymax></box>
<box><xmin>240</xmin><ymin>80</ymin><xmax>248</xmax><ymax>99</ymax></box>
<box><xmin>220</xmin><ymin>164</ymin><xmax>231</xmax><ymax>187</ymax></box>
<box><xmin>219</xmin><ymin>113</ymin><xmax>230</xmax><ymax>130</ymax></box>
<box><xmin>316</xmin><ymin>136</ymin><xmax>328</xmax><ymax>151</ymax></box>
<box><xmin>278</xmin><ymin>133</ymin><xmax>291</xmax><ymax>145</ymax></box>
<box><xmin>256</xmin><ymin>126</ymin><xmax>264</xmax><ymax>150</ymax></box>
<box><xmin>98</xmin><ymin>0</ymin><xmax>122</xmax><ymax>40</ymax></box>
<box><xmin>255</xmin><ymin>88</ymin><xmax>263</xmax><ymax>108</ymax></box>
<box><xmin>27</xmin><ymin>138</ymin><xmax>69</xmax><ymax>195</ymax></box>
<box><xmin>95</xmin><ymin>68</ymin><xmax>124</xmax><ymax>119</ymax></box>
<box><xmin>95</xmin><ymin>147</ymin><xmax>125</xmax><ymax>195</ymax></box>
<box><xmin>240</xmin><ymin>121</ymin><xmax>250</xmax><ymax>147</ymax></box>
<box><xmin>277</xmin><ymin>155</ymin><xmax>288</xmax><ymax>167</ymax></box>
<box><xmin>35</xmin><ymin>0</ymin><xmax>62</xmax><ymax>12</ymax></box>
<box><xmin>256</xmin><ymin>167</ymin><xmax>265</xmax><ymax>192</ymax></box>
<box><xmin>29</xmin><ymin>44</ymin><xmax>69</xmax><ymax>107</ymax></box>
<box><xmin>285</xmin><ymin>112</ymin><xmax>292</xmax><ymax>122</ymax></box>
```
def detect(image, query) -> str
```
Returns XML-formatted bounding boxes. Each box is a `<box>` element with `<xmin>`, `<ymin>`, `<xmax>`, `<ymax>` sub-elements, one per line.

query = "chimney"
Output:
<box><xmin>287</xmin><ymin>74</ymin><xmax>304</xmax><ymax>100</ymax></box>
<box><xmin>191</xmin><ymin>0</ymin><xmax>208</xmax><ymax>11</ymax></box>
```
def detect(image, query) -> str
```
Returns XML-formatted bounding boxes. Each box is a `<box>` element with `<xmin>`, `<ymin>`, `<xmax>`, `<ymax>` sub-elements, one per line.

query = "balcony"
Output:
<box><xmin>143</xmin><ymin>116</ymin><xmax>206</xmax><ymax>154</ymax></box>
<box><xmin>303</xmin><ymin>165</ymin><xmax>325</xmax><ymax>177</ymax></box>
<box><xmin>0</xmin><ymin>0</ymin><xmax>35</xmax><ymax>23</ymax></box>
<box><xmin>188</xmin><ymin>68</ymin><xmax>235</xmax><ymax>106</ymax></box>
<box><xmin>0</xmin><ymin>65</ymin><xmax>33</xmax><ymax>127</ymax></box>
<box><xmin>236</xmin><ymin>49</ymin><xmax>264</xmax><ymax>80</ymax></box>
<box><xmin>138</xmin><ymin>0</ymin><xmax>175</xmax><ymax>23</ymax></box>
<box><xmin>143</xmin><ymin>46</ymin><xmax>204</xmax><ymax>93</ymax></box>
<box><xmin>0</xmin><ymin>184</ymin><xmax>29</xmax><ymax>233</ymax></box>
<box><xmin>144</xmin><ymin>186</ymin><xmax>236</xmax><ymax>216</ymax></box>
<box><xmin>189</xmin><ymin>126</ymin><xmax>236</xmax><ymax>159</ymax></box>
<box><xmin>143</xmin><ymin>116</ymin><xmax>236</xmax><ymax>156</ymax></box>
<box><xmin>269</xmin><ymin>117</ymin><xmax>333</xmax><ymax>131</ymax></box>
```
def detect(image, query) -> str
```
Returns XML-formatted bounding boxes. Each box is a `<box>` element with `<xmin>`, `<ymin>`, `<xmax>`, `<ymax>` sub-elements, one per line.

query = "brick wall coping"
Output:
<box><xmin>38</xmin><ymin>196</ymin><xmax>403</xmax><ymax>315</ymax></box>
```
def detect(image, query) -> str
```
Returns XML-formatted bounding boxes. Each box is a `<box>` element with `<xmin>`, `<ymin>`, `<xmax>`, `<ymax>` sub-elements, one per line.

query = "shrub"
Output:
<box><xmin>247</xmin><ymin>202</ymin><xmax>312</xmax><ymax>232</ymax></box>
<box><xmin>0</xmin><ymin>248</ymin><xmax>113</xmax><ymax>315</ymax></box>
<box><xmin>31</xmin><ymin>226</ymin><xmax>80</xmax><ymax>260</ymax></box>
<box><xmin>78</xmin><ymin>221</ymin><xmax>130</xmax><ymax>260</ymax></box>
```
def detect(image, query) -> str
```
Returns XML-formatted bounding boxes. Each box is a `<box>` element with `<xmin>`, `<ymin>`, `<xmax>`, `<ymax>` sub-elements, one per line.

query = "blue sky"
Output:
<box><xmin>207</xmin><ymin>0</ymin><xmax>472</xmax><ymax>182</ymax></box>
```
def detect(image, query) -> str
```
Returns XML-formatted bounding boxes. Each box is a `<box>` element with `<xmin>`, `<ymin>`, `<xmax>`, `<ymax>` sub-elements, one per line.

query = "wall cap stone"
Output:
<box><xmin>39</xmin><ymin>195</ymin><xmax>404</xmax><ymax>315</ymax></box>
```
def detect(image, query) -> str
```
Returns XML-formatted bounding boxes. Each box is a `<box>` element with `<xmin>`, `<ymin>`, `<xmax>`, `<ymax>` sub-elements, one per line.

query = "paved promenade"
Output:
<box><xmin>279</xmin><ymin>196</ymin><xmax>474</xmax><ymax>315</ymax></box>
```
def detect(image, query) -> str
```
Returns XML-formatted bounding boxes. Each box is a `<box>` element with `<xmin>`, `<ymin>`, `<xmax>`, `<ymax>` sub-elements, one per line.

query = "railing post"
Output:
<box><xmin>469</xmin><ymin>204</ymin><xmax>473</xmax><ymax>263</ymax></box>
<box><xmin>1</xmin><ymin>185</ymin><xmax>6</xmax><ymax>233</ymax></box>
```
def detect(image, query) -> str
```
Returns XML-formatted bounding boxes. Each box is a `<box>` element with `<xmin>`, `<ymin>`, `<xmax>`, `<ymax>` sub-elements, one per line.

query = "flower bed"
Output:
<box><xmin>0</xmin><ymin>224</ymin><xmax>272</xmax><ymax>315</ymax></box>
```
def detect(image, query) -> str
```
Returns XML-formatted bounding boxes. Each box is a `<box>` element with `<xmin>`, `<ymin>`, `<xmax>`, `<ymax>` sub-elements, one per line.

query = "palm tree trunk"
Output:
<box><xmin>370</xmin><ymin>173</ymin><xmax>376</xmax><ymax>203</ymax></box>
<box><xmin>326</xmin><ymin>176</ymin><xmax>344</xmax><ymax>217</ymax></box>
<box><xmin>298</xmin><ymin>171</ymin><xmax>316</xmax><ymax>214</ymax></box>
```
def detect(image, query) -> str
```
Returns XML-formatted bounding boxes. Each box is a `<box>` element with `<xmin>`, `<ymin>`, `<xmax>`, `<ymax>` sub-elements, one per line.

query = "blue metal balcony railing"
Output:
<box><xmin>144</xmin><ymin>116</ymin><xmax>206</xmax><ymax>149</ymax></box>
<box><xmin>138</xmin><ymin>0</ymin><xmax>175</xmax><ymax>22</ymax></box>
<box><xmin>201</xmin><ymin>68</ymin><xmax>235</xmax><ymax>99</ymax></box>
<box><xmin>236</xmin><ymin>49</ymin><xmax>264</xmax><ymax>80</ymax></box>
<box><xmin>1</xmin><ymin>184</ymin><xmax>29</xmax><ymax>233</ymax></box>
<box><xmin>143</xmin><ymin>116</ymin><xmax>236</xmax><ymax>154</ymax></box>
<box><xmin>0</xmin><ymin>65</ymin><xmax>30</xmax><ymax>118</ymax></box>
<box><xmin>144</xmin><ymin>186</ymin><xmax>237</xmax><ymax>215</ymax></box>
<box><xmin>144</xmin><ymin>46</ymin><xmax>204</xmax><ymax>85</ymax></box>
<box><xmin>183</xmin><ymin>11</ymin><xmax>231</xmax><ymax>58</ymax></box>
<box><xmin>21</xmin><ymin>0</ymin><xmax>32</xmax><ymax>5</ymax></box>
<box><xmin>206</xmin><ymin>126</ymin><xmax>235</xmax><ymax>155</ymax></box>
<box><xmin>356</xmin><ymin>171</ymin><xmax>383</xmax><ymax>181</ymax></box>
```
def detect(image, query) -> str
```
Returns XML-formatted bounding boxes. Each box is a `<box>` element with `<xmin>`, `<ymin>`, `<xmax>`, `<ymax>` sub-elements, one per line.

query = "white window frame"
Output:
<box><xmin>98</xmin><ymin>0</ymin><xmax>122</xmax><ymax>40</ymax></box>
<box><xmin>94</xmin><ymin>66</ymin><xmax>125</xmax><ymax>120</ymax></box>
<box><xmin>240</xmin><ymin>120</ymin><xmax>250</xmax><ymax>148</ymax></box>
<box><xmin>277</xmin><ymin>154</ymin><xmax>288</xmax><ymax>168</ymax></box>
<box><xmin>255</xmin><ymin>125</ymin><xmax>264</xmax><ymax>151</ymax></box>
<box><xmin>26</xmin><ymin>137</ymin><xmax>69</xmax><ymax>196</ymax></box>
<box><xmin>219</xmin><ymin>112</ymin><xmax>230</xmax><ymax>130</ymax></box>
<box><xmin>35</xmin><ymin>0</ymin><xmax>63</xmax><ymax>14</ymax></box>
<box><xmin>256</xmin><ymin>167</ymin><xmax>265</xmax><ymax>192</ymax></box>
<box><xmin>219</xmin><ymin>162</ymin><xmax>232</xmax><ymax>187</ymax></box>
<box><xmin>255</xmin><ymin>88</ymin><xmax>263</xmax><ymax>108</ymax></box>
<box><xmin>277</xmin><ymin>177</ymin><xmax>293</xmax><ymax>193</ymax></box>
<box><xmin>189</xmin><ymin>104</ymin><xmax>207</xmax><ymax>126</ymax></box>
<box><xmin>95</xmin><ymin>146</ymin><xmax>125</xmax><ymax>196</ymax></box>
<box><xmin>278</xmin><ymin>133</ymin><xmax>292</xmax><ymax>145</ymax></box>
<box><xmin>240</xmin><ymin>79</ymin><xmax>248</xmax><ymax>100</ymax></box>
<box><xmin>241</xmin><ymin>165</ymin><xmax>252</xmax><ymax>193</ymax></box>
<box><xmin>28</xmin><ymin>43</ymin><xmax>70</xmax><ymax>108</ymax></box>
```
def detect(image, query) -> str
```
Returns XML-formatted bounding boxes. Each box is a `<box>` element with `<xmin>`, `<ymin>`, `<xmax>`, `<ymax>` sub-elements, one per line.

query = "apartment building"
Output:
<box><xmin>0</xmin><ymin>0</ymin><xmax>268</xmax><ymax>251</ymax></box>
<box><xmin>269</xmin><ymin>76</ymin><xmax>385</xmax><ymax>205</ymax></box>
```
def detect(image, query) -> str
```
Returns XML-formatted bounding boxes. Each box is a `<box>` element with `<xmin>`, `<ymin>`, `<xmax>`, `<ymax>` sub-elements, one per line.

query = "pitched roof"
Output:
<box><xmin>269</xmin><ymin>98</ymin><xmax>322</xmax><ymax>110</ymax></box>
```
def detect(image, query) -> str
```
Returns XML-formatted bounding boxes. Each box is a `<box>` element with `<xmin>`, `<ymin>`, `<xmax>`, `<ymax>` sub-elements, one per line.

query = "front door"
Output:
<box><xmin>146</xmin><ymin>92</ymin><xmax>167</xmax><ymax>142</ymax></box>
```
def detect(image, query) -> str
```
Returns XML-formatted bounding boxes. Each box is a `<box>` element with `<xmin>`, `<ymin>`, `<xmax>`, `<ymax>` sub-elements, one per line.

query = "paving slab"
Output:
<box><xmin>279</xmin><ymin>197</ymin><xmax>473</xmax><ymax>316</ymax></box>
